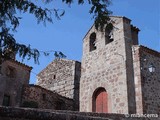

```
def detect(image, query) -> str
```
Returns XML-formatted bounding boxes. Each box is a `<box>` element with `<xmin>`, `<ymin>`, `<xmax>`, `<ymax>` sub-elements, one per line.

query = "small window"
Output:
<box><xmin>105</xmin><ymin>27</ymin><xmax>114</xmax><ymax>44</ymax></box>
<box><xmin>6</xmin><ymin>66</ymin><xmax>16</xmax><ymax>78</ymax></box>
<box><xmin>53</xmin><ymin>75</ymin><xmax>56</xmax><ymax>79</ymax></box>
<box><xmin>42</xmin><ymin>93</ymin><xmax>46</xmax><ymax>101</ymax></box>
<box><xmin>89</xmin><ymin>32</ymin><xmax>97</xmax><ymax>52</ymax></box>
<box><xmin>2</xmin><ymin>95</ymin><xmax>10</xmax><ymax>106</ymax></box>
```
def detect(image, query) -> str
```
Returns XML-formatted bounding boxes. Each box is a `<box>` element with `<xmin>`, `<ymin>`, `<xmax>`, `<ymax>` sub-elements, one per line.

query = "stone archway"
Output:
<box><xmin>92</xmin><ymin>87</ymin><xmax>108</xmax><ymax>113</ymax></box>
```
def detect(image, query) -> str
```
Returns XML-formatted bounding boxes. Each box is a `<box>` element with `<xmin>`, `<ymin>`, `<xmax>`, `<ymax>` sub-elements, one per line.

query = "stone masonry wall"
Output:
<box><xmin>132</xmin><ymin>45</ymin><xmax>143</xmax><ymax>114</ymax></box>
<box><xmin>133</xmin><ymin>45</ymin><xmax>160</xmax><ymax>114</ymax></box>
<box><xmin>37</xmin><ymin>59</ymin><xmax>81</xmax><ymax>110</ymax></box>
<box><xmin>21</xmin><ymin>85</ymin><xmax>74</xmax><ymax>110</ymax></box>
<box><xmin>140</xmin><ymin>46</ymin><xmax>160</xmax><ymax>114</ymax></box>
<box><xmin>0</xmin><ymin>60</ymin><xmax>32</xmax><ymax>107</ymax></box>
<box><xmin>80</xmin><ymin>16</ymin><xmax>136</xmax><ymax>113</ymax></box>
<box><xmin>123</xmin><ymin>18</ymin><xmax>136</xmax><ymax>113</ymax></box>
<box><xmin>1</xmin><ymin>106</ymin><xmax>159</xmax><ymax>120</ymax></box>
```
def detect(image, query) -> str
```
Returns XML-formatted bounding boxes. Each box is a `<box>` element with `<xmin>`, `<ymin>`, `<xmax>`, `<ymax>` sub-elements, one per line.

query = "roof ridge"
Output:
<box><xmin>8</xmin><ymin>59</ymin><xmax>32</xmax><ymax>70</ymax></box>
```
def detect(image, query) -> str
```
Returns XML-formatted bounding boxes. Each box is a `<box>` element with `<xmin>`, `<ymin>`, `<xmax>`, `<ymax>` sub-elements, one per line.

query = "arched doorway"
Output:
<box><xmin>92</xmin><ymin>88</ymin><xmax>108</xmax><ymax>113</ymax></box>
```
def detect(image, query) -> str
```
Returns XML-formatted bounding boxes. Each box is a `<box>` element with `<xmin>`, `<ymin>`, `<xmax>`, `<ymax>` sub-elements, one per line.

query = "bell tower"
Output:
<box><xmin>80</xmin><ymin>16</ymin><xmax>139</xmax><ymax>114</ymax></box>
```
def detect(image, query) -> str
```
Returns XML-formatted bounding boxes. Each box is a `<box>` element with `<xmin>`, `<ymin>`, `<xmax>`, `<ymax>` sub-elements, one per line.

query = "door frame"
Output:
<box><xmin>92</xmin><ymin>87</ymin><xmax>108</xmax><ymax>113</ymax></box>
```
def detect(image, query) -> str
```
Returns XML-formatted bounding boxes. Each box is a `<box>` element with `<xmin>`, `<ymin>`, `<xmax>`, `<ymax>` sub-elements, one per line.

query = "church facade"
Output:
<box><xmin>79</xmin><ymin>16</ymin><xmax>160</xmax><ymax>114</ymax></box>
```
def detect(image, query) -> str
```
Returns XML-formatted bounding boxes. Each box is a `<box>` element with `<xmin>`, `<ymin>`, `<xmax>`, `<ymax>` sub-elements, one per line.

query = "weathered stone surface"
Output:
<box><xmin>133</xmin><ymin>45</ymin><xmax>160</xmax><ymax>114</ymax></box>
<box><xmin>80</xmin><ymin>16</ymin><xmax>160</xmax><ymax>114</ymax></box>
<box><xmin>80</xmin><ymin>16</ymin><xmax>135</xmax><ymax>113</ymax></box>
<box><xmin>0</xmin><ymin>59</ymin><xmax>32</xmax><ymax>107</ymax></box>
<box><xmin>37</xmin><ymin>59</ymin><xmax>81</xmax><ymax>110</ymax></box>
<box><xmin>0</xmin><ymin>106</ymin><xmax>159</xmax><ymax>120</ymax></box>
<box><xmin>21</xmin><ymin>85</ymin><xmax>74</xmax><ymax>110</ymax></box>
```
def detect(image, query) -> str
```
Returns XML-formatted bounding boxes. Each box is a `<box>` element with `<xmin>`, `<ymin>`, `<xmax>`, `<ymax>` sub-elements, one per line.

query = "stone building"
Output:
<box><xmin>0</xmin><ymin>59</ymin><xmax>32</xmax><ymax>107</ymax></box>
<box><xmin>37</xmin><ymin>16</ymin><xmax>159</xmax><ymax>114</ymax></box>
<box><xmin>0</xmin><ymin>16</ymin><xmax>159</xmax><ymax>115</ymax></box>
<box><xmin>37</xmin><ymin>59</ymin><xmax>81</xmax><ymax>110</ymax></box>
<box><xmin>79</xmin><ymin>16</ymin><xmax>160</xmax><ymax>114</ymax></box>
<box><xmin>0</xmin><ymin>58</ymin><xmax>76</xmax><ymax>111</ymax></box>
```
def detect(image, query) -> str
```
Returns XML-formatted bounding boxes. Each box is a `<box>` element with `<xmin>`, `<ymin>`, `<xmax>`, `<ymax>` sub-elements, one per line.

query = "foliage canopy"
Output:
<box><xmin>0</xmin><ymin>0</ymin><xmax>112</xmax><ymax>64</ymax></box>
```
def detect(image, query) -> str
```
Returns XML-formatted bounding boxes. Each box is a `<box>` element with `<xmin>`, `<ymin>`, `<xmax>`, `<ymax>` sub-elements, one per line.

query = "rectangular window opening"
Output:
<box><xmin>2</xmin><ymin>95</ymin><xmax>10</xmax><ymax>106</ymax></box>
<box><xmin>42</xmin><ymin>93</ymin><xmax>46</xmax><ymax>101</ymax></box>
<box><xmin>53</xmin><ymin>75</ymin><xmax>56</xmax><ymax>79</ymax></box>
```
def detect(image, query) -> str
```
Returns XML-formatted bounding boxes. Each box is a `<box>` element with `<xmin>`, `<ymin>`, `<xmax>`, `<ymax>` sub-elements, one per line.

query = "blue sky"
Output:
<box><xmin>14</xmin><ymin>0</ymin><xmax>160</xmax><ymax>84</ymax></box>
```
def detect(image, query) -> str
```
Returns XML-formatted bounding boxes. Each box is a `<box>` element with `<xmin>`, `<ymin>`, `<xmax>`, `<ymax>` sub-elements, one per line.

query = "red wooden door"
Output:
<box><xmin>95</xmin><ymin>88</ymin><xmax>108</xmax><ymax>113</ymax></box>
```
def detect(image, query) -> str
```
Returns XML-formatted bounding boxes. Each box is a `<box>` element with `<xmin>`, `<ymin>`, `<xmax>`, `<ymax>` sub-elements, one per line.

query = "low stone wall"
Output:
<box><xmin>22</xmin><ymin>85</ymin><xmax>74</xmax><ymax>110</ymax></box>
<box><xmin>0</xmin><ymin>106</ymin><xmax>159</xmax><ymax>120</ymax></box>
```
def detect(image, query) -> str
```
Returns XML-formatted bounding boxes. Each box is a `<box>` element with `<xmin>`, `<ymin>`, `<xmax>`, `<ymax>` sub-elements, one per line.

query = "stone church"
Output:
<box><xmin>0</xmin><ymin>16</ymin><xmax>159</xmax><ymax>115</ymax></box>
